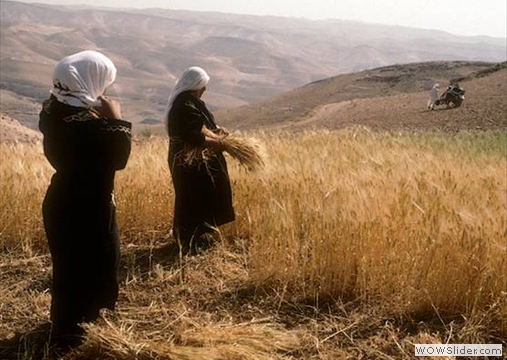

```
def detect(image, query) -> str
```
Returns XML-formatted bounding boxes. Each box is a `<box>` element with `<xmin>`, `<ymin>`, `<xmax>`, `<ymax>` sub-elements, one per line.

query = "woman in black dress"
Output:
<box><xmin>39</xmin><ymin>50</ymin><xmax>131</xmax><ymax>343</ymax></box>
<box><xmin>167</xmin><ymin>67</ymin><xmax>235</xmax><ymax>255</ymax></box>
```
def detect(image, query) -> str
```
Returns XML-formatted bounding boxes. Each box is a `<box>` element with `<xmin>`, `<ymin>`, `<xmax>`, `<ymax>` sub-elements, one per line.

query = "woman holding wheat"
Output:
<box><xmin>39</xmin><ymin>51</ymin><xmax>131</xmax><ymax>345</ymax></box>
<box><xmin>167</xmin><ymin>66</ymin><xmax>235</xmax><ymax>255</ymax></box>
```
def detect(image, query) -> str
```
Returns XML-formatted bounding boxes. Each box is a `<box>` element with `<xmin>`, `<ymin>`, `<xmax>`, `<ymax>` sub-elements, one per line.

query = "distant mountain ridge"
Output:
<box><xmin>0</xmin><ymin>0</ymin><xmax>505</xmax><ymax>129</ymax></box>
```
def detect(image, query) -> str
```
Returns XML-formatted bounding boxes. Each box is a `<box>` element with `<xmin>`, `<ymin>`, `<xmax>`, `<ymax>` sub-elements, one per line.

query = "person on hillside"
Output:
<box><xmin>166</xmin><ymin>66</ymin><xmax>235</xmax><ymax>255</ymax></box>
<box><xmin>39</xmin><ymin>50</ymin><xmax>131</xmax><ymax>346</ymax></box>
<box><xmin>427</xmin><ymin>83</ymin><xmax>440</xmax><ymax>110</ymax></box>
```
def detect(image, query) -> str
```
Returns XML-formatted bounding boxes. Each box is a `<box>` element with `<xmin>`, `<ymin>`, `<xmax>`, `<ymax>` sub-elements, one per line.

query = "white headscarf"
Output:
<box><xmin>50</xmin><ymin>50</ymin><xmax>117</xmax><ymax>108</ymax></box>
<box><xmin>167</xmin><ymin>66</ymin><xmax>210</xmax><ymax>114</ymax></box>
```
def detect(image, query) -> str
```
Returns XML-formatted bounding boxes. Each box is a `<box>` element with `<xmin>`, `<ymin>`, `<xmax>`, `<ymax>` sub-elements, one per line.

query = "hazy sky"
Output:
<box><xmin>15</xmin><ymin>0</ymin><xmax>507</xmax><ymax>38</ymax></box>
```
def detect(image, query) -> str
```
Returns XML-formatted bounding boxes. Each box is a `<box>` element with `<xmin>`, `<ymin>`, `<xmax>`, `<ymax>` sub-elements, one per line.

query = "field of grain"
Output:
<box><xmin>1</xmin><ymin>129</ymin><xmax>506</xmax><ymax>359</ymax></box>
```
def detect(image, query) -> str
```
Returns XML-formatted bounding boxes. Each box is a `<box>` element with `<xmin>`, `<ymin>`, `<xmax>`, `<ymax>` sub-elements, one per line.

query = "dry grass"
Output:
<box><xmin>1</xmin><ymin>129</ymin><xmax>506</xmax><ymax>359</ymax></box>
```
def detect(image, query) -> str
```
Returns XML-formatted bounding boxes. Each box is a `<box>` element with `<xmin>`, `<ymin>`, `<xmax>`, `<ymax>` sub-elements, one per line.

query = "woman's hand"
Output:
<box><xmin>204</xmin><ymin>137</ymin><xmax>226</xmax><ymax>152</ymax></box>
<box><xmin>95</xmin><ymin>96</ymin><xmax>122</xmax><ymax>119</ymax></box>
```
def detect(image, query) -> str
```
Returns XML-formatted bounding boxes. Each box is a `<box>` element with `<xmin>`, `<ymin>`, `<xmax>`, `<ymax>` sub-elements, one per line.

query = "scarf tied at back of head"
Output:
<box><xmin>167</xmin><ymin>66</ymin><xmax>210</xmax><ymax>115</ymax></box>
<box><xmin>51</xmin><ymin>50</ymin><xmax>117</xmax><ymax>108</ymax></box>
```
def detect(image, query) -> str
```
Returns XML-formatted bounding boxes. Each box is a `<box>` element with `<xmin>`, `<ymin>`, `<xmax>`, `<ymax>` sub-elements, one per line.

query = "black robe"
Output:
<box><xmin>167</xmin><ymin>92</ymin><xmax>235</xmax><ymax>250</ymax></box>
<box><xmin>39</xmin><ymin>96</ymin><xmax>131</xmax><ymax>338</ymax></box>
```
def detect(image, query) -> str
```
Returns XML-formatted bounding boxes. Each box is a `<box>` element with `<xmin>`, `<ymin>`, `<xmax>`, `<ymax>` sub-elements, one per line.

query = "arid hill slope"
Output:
<box><xmin>217</xmin><ymin>61</ymin><xmax>507</xmax><ymax>132</ymax></box>
<box><xmin>2</xmin><ymin>61</ymin><xmax>505</xmax><ymax>140</ymax></box>
<box><xmin>0</xmin><ymin>112</ymin><xmax>41</xmax><ymax>143</ymax></box>
<box><xmin>1</xmin><ymin>0</ymin><xmax>505</xmax><ymax>128</ymax></box>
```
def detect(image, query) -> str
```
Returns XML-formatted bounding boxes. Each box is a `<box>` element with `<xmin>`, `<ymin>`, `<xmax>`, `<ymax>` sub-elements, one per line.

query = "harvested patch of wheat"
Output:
<box><xmin>75</xmin><ymin>313</ymin><xmax>301</xmax><ymax>360</ymax></box>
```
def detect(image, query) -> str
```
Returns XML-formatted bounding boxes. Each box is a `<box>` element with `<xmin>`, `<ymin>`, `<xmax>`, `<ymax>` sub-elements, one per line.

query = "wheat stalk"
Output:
<box><xmin>183</xmin><ymin>127</ymin><xmax>267</xmax><ymax>172</ymax></box>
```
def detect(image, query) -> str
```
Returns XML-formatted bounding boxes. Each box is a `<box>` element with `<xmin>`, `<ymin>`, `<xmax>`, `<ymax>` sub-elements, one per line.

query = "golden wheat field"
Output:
<box><xmin>1</xmin><ymin>129</ymin><xmax>506</xmax><ymax>359</ymax></box>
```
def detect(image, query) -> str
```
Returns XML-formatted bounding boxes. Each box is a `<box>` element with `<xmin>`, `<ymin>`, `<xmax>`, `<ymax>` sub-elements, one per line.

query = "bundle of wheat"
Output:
<box><xmin>183</xmin><ymin>127</ymin><xmax>266</xmax><ymax>172</ymax></box>
<box><xmin>221</xmin><ymin>136</ymin><xmax>266</xmax><ymax>172</ymax></box>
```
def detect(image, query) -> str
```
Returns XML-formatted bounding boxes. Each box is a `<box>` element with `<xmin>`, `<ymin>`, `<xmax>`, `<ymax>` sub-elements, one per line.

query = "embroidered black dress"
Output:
<box><xmin>167</xmin><ymin>92</ymin><xmax>235</xmax><ymax>253</ymax></box>
<box><xmin>39</xmin><ymin>96</ymin><xmax>131</xmax><ymax>338</ymax></box>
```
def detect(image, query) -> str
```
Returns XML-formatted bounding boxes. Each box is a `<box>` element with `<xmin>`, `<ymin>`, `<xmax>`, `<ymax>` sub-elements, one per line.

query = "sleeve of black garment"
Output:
<box><xmin>179</xmin><ymin>102</ymin><xmax>206</xmax><ymax>147</ymax></box>
<box><xmin>99</xmin><ymin>119</ymin><xmax>132</xmax><ymax>170</ymax></box>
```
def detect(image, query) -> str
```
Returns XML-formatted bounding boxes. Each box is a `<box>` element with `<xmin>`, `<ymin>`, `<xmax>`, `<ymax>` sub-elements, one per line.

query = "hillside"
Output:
<box><xmin>217</xmin><ymin>61</ymin><xmax>507</xmax><ymax>132</ymax></box>
<box><xmin>2</xmin><ymin>61</ymin><xmax>505</xmax><ymax>141</ymax></box>
<box><xmin>0</xmin><ymin>112</ymin><xmax>41</xmax><ymax>143</ymax></box>
<box><xmin>0</xmin><ymin>0</ymin><xmax>506</xmax><ymax>129</ymax></box>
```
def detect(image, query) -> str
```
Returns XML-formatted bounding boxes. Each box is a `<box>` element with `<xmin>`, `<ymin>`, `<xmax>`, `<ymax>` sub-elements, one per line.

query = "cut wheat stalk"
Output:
<box><xmin>183</xmin><ymin>127</ymin><xmax>267</xmax><ymax>172</ymax></box>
